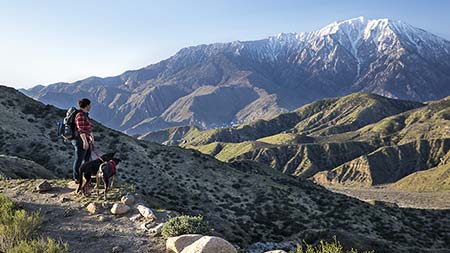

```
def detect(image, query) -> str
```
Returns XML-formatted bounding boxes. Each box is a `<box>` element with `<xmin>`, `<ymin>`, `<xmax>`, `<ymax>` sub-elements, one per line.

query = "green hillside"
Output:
<box><xmin>173</xmin><ymin>93</ymin><xmax>450</xmax><ymax>189</ymax></box>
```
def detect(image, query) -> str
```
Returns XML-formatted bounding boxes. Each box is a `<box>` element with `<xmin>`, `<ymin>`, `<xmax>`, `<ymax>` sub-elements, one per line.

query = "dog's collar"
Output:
<box><xmin>109</xmin><ymin>160</ymin><xmax>116</xmax><ymax>174</ymax></box>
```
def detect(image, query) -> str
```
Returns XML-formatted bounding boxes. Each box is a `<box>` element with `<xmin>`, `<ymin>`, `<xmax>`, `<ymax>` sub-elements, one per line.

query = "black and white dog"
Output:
<box><xmin>76</xmin><ymin>152</ymin><xmax>116</xmax><ymax>196</ymax></box>
<box><xmin>96</xmin><ymin>158</ymin><xmax>121</xmax><ymax>200</ymax></box>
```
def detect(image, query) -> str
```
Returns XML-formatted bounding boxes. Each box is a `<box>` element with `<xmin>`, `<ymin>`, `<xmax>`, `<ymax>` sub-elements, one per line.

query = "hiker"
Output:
<box><xmin>72</xmin><ymin>98</ymin><xmax>94</xmax><ymax>184</ymax></box>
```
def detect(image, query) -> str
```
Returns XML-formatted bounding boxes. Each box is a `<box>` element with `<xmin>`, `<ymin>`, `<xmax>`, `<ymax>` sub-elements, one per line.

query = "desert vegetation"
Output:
<box><xmin>0</xmin><ymin>194</ymin><xmax>68</xmax><ymax>252</ymax></box>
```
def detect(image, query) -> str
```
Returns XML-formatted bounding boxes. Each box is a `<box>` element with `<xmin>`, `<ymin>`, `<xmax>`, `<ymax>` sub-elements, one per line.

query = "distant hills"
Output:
<box><xmin>22</xmin><ymin>17</ymin><xmax>450</xmax><ymax>135</ymax></box>
<box><xmin>147</xmin><ymin>93</ymin><xmax>450</xmax><ymax>190</ymax></box>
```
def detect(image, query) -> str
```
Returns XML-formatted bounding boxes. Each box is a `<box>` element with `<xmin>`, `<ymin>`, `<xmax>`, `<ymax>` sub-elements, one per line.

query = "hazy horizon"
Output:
<box><xmin>2</xmin><ymin>0</ymin><xmax>450</xmax><ymax>89</ymax></box>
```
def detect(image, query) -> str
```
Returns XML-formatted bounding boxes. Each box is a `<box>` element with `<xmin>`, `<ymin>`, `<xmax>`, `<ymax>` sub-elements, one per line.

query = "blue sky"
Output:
<box><xmin>1</xmin><ymin>0</ymin><xmax>449</xmax><ymax>88</ymax></box>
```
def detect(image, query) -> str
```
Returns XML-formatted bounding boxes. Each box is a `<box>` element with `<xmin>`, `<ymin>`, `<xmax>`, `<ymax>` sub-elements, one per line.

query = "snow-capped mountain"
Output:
<box><xmin>23</xmin><ymin>17</ymin><xmax>450</xmax><ymax>135</ymax></box>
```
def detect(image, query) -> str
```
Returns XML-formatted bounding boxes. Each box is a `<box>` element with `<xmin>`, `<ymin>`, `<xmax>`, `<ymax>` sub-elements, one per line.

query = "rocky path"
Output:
<box><xmin>327</xmin><ymin>185</ymin><xmax>450</xmax><ymax>209</ymax></box>
<box><xmin>0</xmin><ymin>179</ymin><xmax>168</xmax><ymax>253</ymax></box>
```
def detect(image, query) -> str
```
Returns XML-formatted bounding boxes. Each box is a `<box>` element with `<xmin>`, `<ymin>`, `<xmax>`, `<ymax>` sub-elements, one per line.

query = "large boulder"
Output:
<box><xmin>180</xmin><ymin>236</ymin><xmax>237</xmax><ymax>253</ymax></box>
<box><xmin>110</xmin><ymin>203</ymin><xmax>130</xmax><ymax>215</ymax></box>
<box><xmin>166</xmin><ymin>234</ymin><xmax>203</xmax><ymax>253</ymax></box>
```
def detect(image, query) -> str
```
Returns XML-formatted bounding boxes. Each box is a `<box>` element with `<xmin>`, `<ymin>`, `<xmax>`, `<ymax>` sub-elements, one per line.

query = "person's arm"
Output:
<box><xmin>80</xmin><ymin>133</ymin><xmax>89</xmax><ymax>150</ymax></box>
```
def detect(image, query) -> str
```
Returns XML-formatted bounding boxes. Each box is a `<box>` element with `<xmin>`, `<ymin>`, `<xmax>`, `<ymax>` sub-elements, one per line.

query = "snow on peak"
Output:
<box><xmin>235</xmin><ymin>17</ymin><xmax>449</xmax><ymax>64</ymax></box>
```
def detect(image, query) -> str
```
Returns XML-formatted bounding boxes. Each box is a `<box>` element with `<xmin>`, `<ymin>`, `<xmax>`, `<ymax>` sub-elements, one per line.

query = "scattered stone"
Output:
<box><xmin>166</xmin><ymin>234</ymin><xmax>203</xmax><ymax>253</ymax></box>
<box><xmin>36</xmin><ymin>180</ymin><xmax>51</xmax><ymax>192</ymax></box>
<box><xmin>121</xmin><ymin>195</ymin><xmax>135</xmax><ymax>206</ymax></box>
<box><xmin>149</xmin><ymin>223</ymin><xmax>164</xmax><ymax>236</ymax></box>
<box><xmin>60</xmin><ymin>197</ymin><xmax>70</xmax><ymax>203</ymax></box>
<box><xmin>86</xmin><ymin>202</ymin><xmax>102</xmax><ymax>215</ymax></box>
<box><xmin>181</xmin><ymin>236</ymin><xmax>237</xmax><ymax>253</ymax></box>
<box><xmin>112</xmin><ymin>246</ymin><xmax>123</xmax><ymax>253</ymax></box>
<box><xmin>264</xmin><ymin>250</ymin><xmax>288</xmax><ymax>253</ymax></box>
<box><xmin>137</xmin><ymin>204</ymin><xmax>157</xmax><ymax>220</ymax></box>
<box><xmin>129</xmin><ymin>214</ymin><xmax>142</xmax><ymax>222</ymax></box>
<box><xmin>140</xmin><ymin>221</ymin><xmax>155</xmax><ymax>231</ymax></box>
<box><xmin>111</xmin><ymin>203</ymin><xmax>130</xmax><ymax>215</ymax></box>
<box><xmin>50</xmin><ymin>194</ymin><xmax>58</xmax><ymax>198</ymax></box>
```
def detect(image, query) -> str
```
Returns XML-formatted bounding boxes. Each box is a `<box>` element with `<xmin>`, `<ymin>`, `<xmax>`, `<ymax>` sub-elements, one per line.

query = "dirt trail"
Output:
<box><xmin>0</xmin><ymin>179</ymin><xmax>167</xmax><ymax>253</ymax></box>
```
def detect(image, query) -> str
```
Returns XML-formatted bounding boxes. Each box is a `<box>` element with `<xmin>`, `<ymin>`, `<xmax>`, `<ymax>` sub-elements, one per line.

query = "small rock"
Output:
<box><xmin>36</xmin><ymin>180</ymin><xmax>52</xmax><ymax>193</ymax></box>
<box><xmin>140</xmin><ymin>221</ymin><xmax>155</xmax><ymax>231</ymax></box>
<box><xmin>60</xmin><ymin>197</ymin><xmax>70</xmax><ymax>203</ymax></box>
<box><xmin>137</xmin><ymin>204</ymin><xmax>157</xmax><ymax>220</ymax></box>
<box><xmin>98</xmin><ymin>215</ymin><xmax>111</xmax><ymax>222</ymax></box>
<box><xmin>121</xmin><ymin>195</ymin><xmax>135</xmax><ymax>206</ymax></box>
<box><xmin>149</xmin><ymin>223</ymin><xmax>164</xmax><ymax>236</ymax></box>
<box><xmin>86</xmin><ymin>202</ymin><xmax>102</xmax><ymax>215</ymax></box>
<box><xmin>112</xmin><ymin>246</ymin><xmax>123</xmax><ymax>253</ymax></box>
<box><xmin>129</xmin><ymin>214</ymin><xmax>142</xmax><ymax>222</ymax></box>
<box><xmin>111</xmin><ymin>203</ymin><xmax>130</xmax><ymax>215</ymax></box>
<box><xmin>264</xmin><ymin>250</ymin><xmax>288</xmax><ymax>253</ymax></box>
<box><xmin>166</xmin><ymin>234</ymin><xmax>203</xmax><ymax>253</ymax></box>
<box><xmin>50</xmin><ymin>194</ymin><xmax>58</xmax><ymax>198</ymax></box>
<box><xmin>181</xmin><ymin>236</ymin><xmax>237</xmax><ymax>253</ymax></box>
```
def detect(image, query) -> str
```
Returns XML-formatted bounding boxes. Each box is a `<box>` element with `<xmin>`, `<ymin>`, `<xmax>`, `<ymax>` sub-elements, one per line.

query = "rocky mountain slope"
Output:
<box><xmin>313</xmin><ymin>94</ymin><xmax>450</xmax><ymax>187</ymax></box>
<box><xmin>23</xmin><ymin>17</ymin><xmax>450</xmax><ymax>135</ymax></box>
<box><xmin>0</xmin><ymin>155</ymin><xmax>56</xmax><ymax>179</ymax></box>
<box><xmin>167</xmin><ymin>93</ymin><xmax>450</xmax><ymax>189</ymax></box>
<box><xmin>2</xmin><ymin>85</ymin><xmax>450</xmax><ymax>252</ymax></box>
<box><xmin>391</xmin><ymin>150</ymin><xmax>450</xmax><ymax>192</ymax></box>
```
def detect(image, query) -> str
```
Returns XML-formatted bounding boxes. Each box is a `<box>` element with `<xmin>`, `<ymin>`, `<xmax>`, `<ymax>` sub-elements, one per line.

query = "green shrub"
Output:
<box><xmin>161</xmin><ymin>215</ymin><xmax>210</xmax><ymax>238</ymax></box>
<box><xmin>6</xmin><ymin>237</ymin><xmax>68</xmax><ymax>253</ymax></box>
<box><xmin>0</xmin><ymin>195</ymin><xmax>41</xmax><ymax>251</ymax></box>
<box><xmin>290</xmin><ymin>236</ymin><xmax>374</xmax><ymax>253</ymax></box>
<box><xmin>0</xmin><ymin>194</ymin><xmax>67</xmax><ymax>252</ymax></box>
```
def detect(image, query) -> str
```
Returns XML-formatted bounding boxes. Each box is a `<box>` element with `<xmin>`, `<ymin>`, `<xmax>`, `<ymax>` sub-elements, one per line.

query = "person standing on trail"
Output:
<box><xmin>72</xmin><ymin>98</ymin><xmax>94</xmax><ymax>184</ymax></box>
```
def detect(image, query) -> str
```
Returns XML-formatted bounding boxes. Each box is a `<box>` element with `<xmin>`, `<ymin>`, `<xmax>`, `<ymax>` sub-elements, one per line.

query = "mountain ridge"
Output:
<box><xmin>23</xmin><ymin>17</ymin><xmax>450</xmax><ymax>135</ymax></box>
<box><xmin>166</xmin><ymin>93</ymin><xmax>450</xmax><ymax>189</ymax></box>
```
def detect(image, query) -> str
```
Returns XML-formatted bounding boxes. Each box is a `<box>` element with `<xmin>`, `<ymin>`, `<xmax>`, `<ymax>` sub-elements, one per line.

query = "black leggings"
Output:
<box><xmin>71</xmin><ymin>137</ymin><xmax>92</xmax><ymax>182</ymax></box>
